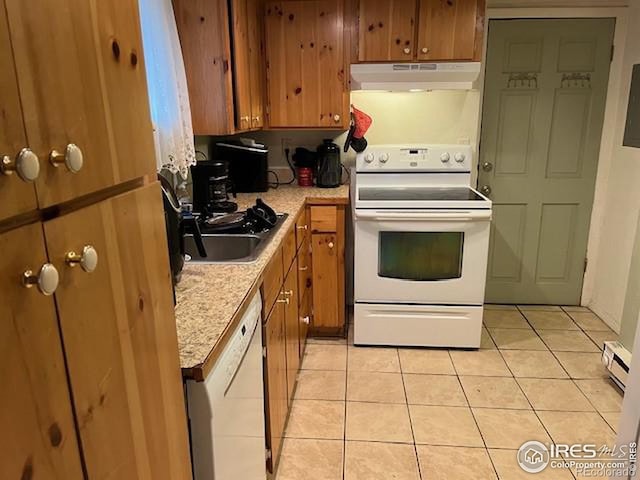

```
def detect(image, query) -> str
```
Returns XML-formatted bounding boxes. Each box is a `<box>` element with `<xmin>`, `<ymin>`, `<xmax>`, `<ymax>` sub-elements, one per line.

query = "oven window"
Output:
<box><xmin>378</xmin><ymin>232</ymin><xmax>464</xmax><ymax>281</ymax></box>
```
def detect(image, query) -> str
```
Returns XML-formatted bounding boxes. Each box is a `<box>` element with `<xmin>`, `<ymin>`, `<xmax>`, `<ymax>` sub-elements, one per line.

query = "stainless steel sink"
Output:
<box><xmin>183</xmin><ymin>214</ymin><xmax>288</xmax><ymax>264</ymax></box>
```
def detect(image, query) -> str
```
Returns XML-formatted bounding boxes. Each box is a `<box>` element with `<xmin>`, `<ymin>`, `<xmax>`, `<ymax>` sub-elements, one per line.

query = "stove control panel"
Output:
<box><xmin>356</xmin><ymin>145</ymin><xmax>473</xmax><ymax>173</ymax></box>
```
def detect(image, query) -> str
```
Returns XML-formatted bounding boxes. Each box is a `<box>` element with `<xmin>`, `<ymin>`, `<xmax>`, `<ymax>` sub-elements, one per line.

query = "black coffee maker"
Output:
<box><xmin>191</xmin><ymin>160</ymin><xmax>237</xmax><ymax>215</ymax></box>
<box><xmin>316</xmin><ymin>139</ymin><xmax>342</xmax><ymax>188</ymax></box>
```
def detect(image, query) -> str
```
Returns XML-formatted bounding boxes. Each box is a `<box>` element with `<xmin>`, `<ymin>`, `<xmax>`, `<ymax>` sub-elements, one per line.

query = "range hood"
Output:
<box><xmin>350</xmin><ymin>62</ymin><xmax>481</xmax><ymax>91</ymax></box>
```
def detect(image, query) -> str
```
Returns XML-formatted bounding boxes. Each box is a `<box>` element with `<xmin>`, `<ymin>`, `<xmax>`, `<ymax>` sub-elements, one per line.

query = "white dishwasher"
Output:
<box><xmin>186</xmin><ymin>292</ymin><xmax>266</xmax><ymax>480</ymax></box>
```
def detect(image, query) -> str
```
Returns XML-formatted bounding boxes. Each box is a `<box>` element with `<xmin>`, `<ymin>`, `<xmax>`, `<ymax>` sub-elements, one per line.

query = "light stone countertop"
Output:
<box><xmin>175</xmin><ymin>185</ymin><xmax>350</xmax><ymax>378</ymax></box>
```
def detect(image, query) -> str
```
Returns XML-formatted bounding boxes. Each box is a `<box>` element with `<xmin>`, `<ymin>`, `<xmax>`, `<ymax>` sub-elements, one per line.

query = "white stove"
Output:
<box><xmin>352</xmin><ymin>144</ymin><xmax>492</xmax><ymax>348</ymax></box>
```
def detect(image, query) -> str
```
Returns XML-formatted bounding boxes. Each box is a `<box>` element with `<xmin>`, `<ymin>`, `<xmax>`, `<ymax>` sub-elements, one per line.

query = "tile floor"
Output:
<box><xmin>275</xmin><ymin>305</ymin><xmax>624</xmax><ymax>480</ymax></box>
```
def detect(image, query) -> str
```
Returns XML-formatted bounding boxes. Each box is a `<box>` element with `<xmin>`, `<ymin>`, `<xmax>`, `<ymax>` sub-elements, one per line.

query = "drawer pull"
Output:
<box><xmin>276</xmin><ymin>298</ymin><xmax>290</xmax><ymax>305</ymax></box>
<box><xmin>297</xmin><ymin>225</ymin><xmax>308</xmax><ymax>231</ymax></box>
<box><xmin>1</xmin><ymin>148</ymin><xmax>40</xmax><ymax>182</ymax></box>
<box><xmin>299</xmin><ymin>266</ymin><xmax>308</xmax><ymax>271</ymax></box>
<box><xmin>50</xmin><ymin>143</ymin><xmax>83</xmax><ymax>174</ymax></box>
<box><xmin>283</xmin><ymin>290</ymin><xmax>293</xmax><ymax>296</ymax></box>
<box><xmin>65</xmin><ymin>245</ymin><xmax>98</xmax><ymax>273</ymax></box>
<box><xmin>22</xmin><ymin>263</ymin><xmax>59</xmax><ymax>296</ymax></box>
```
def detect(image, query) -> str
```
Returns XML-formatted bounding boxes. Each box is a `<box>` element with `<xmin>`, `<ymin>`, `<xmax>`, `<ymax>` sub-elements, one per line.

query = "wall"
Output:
<box><xmin>585</xmin><ymin>0</ymin><xmax>640</xmax><ymax>345</ymax></box>
<box><xmin>196</xmin><ymin>89</ymin><xmax>481</xmax><ymax>177</ymax></box>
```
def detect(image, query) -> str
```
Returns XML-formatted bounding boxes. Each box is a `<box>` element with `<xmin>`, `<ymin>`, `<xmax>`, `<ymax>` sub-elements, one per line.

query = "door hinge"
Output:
<box><xmin>262</xmin><ymin>346</ymin><xmax>267</xmax><ymax>358</ymax></box>
<box><xmin>265</xmin><ymin>448</ymin><xmax>272</xmax><ymax>460</ymax></box>
<box><xmin>584</xmin><ymin>257</ymin><xmax>588</xmax><ymax>273</ymax></box>
<box><xmin>611</xmin><ymin>45</ymin><xmax>615</xmax><ymax>62</ymax></box>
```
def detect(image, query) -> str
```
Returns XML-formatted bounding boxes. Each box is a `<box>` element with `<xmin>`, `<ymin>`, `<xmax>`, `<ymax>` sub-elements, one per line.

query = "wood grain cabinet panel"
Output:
<box><xmin>5</xmin><ymin>0</ymin><xmax>155</xmax><ymax>208</ymax></box>
<box><xmin>263</xmin><ymin>300</ymin><xmax>288</xmax><ymax>473</ymax></box>
<box><xmin>284</xmin><ymin>259</ymin><xmax>300</xmax><ymax>403</ymax></box>
<box><xmin>358</xmin><ymin>0</ymin><xmax>417</xmax><ymax>61</ymax></box>
<box><xmin>0</xmin><ymin>223</ymin><xmax>84</xmax><ymax>480</ymax></box>
<box><xmin>0</xmin><ymin>7</ymin><xmax>38</xmax><ymax>222</ymax></box>
<box><xmin>247</xmin><ymin>0</ymin><xmax>266</xmax><ymax>128</ymax></box>
<box><xmin>231</xmin><ymin>0</ymin><xmax>254</xmax><ymax>131</ymax></box>
<box><xmin>174</xmin><ymin>0</ymin><xmax>235</xmax><ymax>135</ymax></box>
<box><xmin>264</xmin><ymin>0</ymin><xmax>348</xmax><ymax>128</ymax></box>
<box><xmin>311</xmin><ymin>233</ymin><xmax>341</xmax><ymax>329</ymax></box>
<box><xmin>43</xmin><ymin>183</ymin><xmax>192</xmax><ymax>480</ymax></box>
<box><xmin>416</xmin><ymin>0</ymin><xmax>483</xmax><ymax>61</ymax></box>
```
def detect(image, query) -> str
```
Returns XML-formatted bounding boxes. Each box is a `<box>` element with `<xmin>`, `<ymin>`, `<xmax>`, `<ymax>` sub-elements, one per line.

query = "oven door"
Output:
<box><xmin>354</xmin><ymin>209</ymin><xmax>491</xmax><ymax>305</ymax></box>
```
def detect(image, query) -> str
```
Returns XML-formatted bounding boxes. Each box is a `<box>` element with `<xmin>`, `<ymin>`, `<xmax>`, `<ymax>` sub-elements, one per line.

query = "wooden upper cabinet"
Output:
<box><xmin>5</xmin><ymin>0</ymin><xmax>155</xmax><ymax>209</ymax></box>
<box><xmin>417</xmin><ymin>0</ymin><xmax>483</xmax><ymax>61</ymax></box>
<box><xmin>174</xmin><ymin>0</ymin><xmax>235</xmax><ymax>135</ymax></box>
<box><xmin>356</xmin><ymin>0</ymin><xmax>484</xmax><ymax>62</ymax></box>
<box><xmin>358</xmin><ymin>0</ymin><xmax>417</xmax><ymax>62</ymax></box>
<box><xmin>264</xmin><ymin>0</ymin><xmax>349</xmax><ymax>128</ymax></box>
<box><xmin>0</xmin><ymin>7</ymin><xmax>38</xmax><ymax>223</ymax></box>
<box><xmin>0</xmin><ymin>223</ymin><xmax>84</xmax><ymax>479</ymax></box>
<box><xmin>248</xmin><ymin>0</ymin><xmax>266</xmax><ymax>129</ymax></box>
<box><xmin>231</xmin><ymin>0</ymin><xmax>254</xmax><ymax>131</ymax></box>
<box><xmin>43</xmin><ymin>183</ymin><xmax>192</xmax><ymax>480</ymax></box>
<box><xmin>174</xmin><ymin>0</ymin><xmax>264</xmax><ymax>135</ymax></box>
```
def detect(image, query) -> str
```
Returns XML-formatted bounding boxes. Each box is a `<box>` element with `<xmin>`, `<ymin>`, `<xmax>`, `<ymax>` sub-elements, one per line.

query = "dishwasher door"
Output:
<box><xmin>187</xmin><ymin>293</ymin><xmax>266</xmax><ymax>480</ymax></box>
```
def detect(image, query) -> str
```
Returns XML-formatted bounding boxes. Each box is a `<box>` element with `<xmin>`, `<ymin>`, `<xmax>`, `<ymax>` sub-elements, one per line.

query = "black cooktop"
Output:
<box><xmin>359</xmin><ymin>187</ymin><xmax>485</xmax><ymax>201</ymax></box>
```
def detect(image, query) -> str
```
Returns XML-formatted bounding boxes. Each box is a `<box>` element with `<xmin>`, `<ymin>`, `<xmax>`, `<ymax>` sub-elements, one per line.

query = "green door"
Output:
<box><xmin>480</xmin><ymin>18</ymin><xmax>615</xmax><ymax>304</ymax></box>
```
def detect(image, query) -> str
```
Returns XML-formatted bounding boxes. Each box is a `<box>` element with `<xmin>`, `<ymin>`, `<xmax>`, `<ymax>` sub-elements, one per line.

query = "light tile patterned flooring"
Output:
<box><xmin>275</xmin><ymin>305</ymin><xmax>624</xmax><ymax>480</ymax></box>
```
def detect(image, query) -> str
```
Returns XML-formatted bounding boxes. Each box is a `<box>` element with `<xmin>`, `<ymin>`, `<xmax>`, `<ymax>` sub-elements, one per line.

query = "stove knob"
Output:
<box><xmin>364</xmin><ymin>153</ymin><xmax>375</xmax><ymax>163</ymax></box>
<box><xmin>379</xmin><ymin>153</ymin><xmax>390</xmax><ymax>163</ymax></box>
<box><xmin>440</xmin><ymin>152</ymin><xmax>450</xmax><ymax>163</ymax></box>
<box><xmin>454</xmin><ymin>152</ymin><xmax>466</xmax><ymax>163</ymax></box>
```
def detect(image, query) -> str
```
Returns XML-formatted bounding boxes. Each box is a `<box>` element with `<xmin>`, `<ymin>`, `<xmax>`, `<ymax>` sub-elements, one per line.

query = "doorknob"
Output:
<box><xmin>480</xmin><ymin>185</ymin><xmax>492</xmax><ymax>196</ymax></box>
<box><xmin>482</xmin><ymin>162</ymin><xmax>493</xmax><ymax>172</ymax></box>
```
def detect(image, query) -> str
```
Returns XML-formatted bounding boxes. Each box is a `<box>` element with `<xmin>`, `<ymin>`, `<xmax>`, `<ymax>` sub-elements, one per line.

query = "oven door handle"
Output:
<box><xmin>355</xmin><ymin>210</ymin><xmax>492</xmax><ymax>222</ymax></box>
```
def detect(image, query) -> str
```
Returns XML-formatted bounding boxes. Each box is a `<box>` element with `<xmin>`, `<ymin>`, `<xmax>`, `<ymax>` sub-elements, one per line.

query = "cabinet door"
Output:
<box><xmin>311</xmin><ymin>233</ymin><xmax>341</xmax><ymax>328</ymax></box>
<box><xmin>0</xmin><ymin>223</ymin><xmax>84</xmax><ymax>479</ymax></box>
<box><xmin>43</xmin><ymin>183</ymin><xmax>192</xmax><ymax>480</ymax></box>
<box><xmin>284</xmin><ymin>259</ymin><xmax>300</xmax><ymax>403</ymax></box>
<box><xmin>263</xmin><ymin>300</ymin><xmax>287</xmax><ymax>473</ymax></box>
<box><xmin>358</xmin><ymin>0</ymin><xmax>417</xmax><ymax>61</ymax></box>
<box><xmin>6</xmin><ymin>0</ymin><xmax>155</xmax><ymax>208</ymax></box>
<box><xmin>299</xmin><ymin>290</ymin><xmax>311</xmax><ymax>358</ymax></box>
<box><xmin>231</xmin><ymin>0</ymin><xmax>253</xmax><ymax>131</ymax></box>
<box><xmin>265</xmin><ymin>0</ymin><xmax>347</xmax><ymax>128</ymax></box>
<box><xmin>174</xmin><ymin>0</ymin><xmax>235</xmax><ymax>135</ymax></box>
<box><xmin>416</xmin><ymin>0</ymin><xmax>482</xmax><ymax>61</ymax></box>
<box><xmin>0</xmin><ymin>8</ymin><xmax>38</xmax><ymax>222</ymax></box>
<box><xmin>248</xmin><ymin>0</ymin><xmax>265</xmax><ymax>129</ymax></box>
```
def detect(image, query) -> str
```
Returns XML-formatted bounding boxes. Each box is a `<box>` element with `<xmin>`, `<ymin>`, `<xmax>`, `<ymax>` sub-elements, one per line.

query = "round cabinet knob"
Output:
<box><xmin>440</xmin><ymin>152</ymin><xmax>450</xmax><ymax>163</ymax></box>
<box><xmin>403</xmin><ymin>47</ymin><xmax>411</xmax><ymax>54</ymax></box>
<box><xmin>65</xmin><ymin>245</ymin><xmax>98</xmax><ymax>273</ymax></box>
<box><xmin>454</xmin><ymin>152</ymin><xmax>466</xmax><ymax>163</ymax></box>
<box><xmin>22</xmin><ymin>263</ymin><xmax>59</xmax><ymax>296</ymax></box>
<box><xmin>364</xmin><ymin>153</ymin><xmax>375</xmax><ymax>163</ymax></box>
<box><xmin>421</xmin><ymin>47</ymin><xmax>430</xmax><ymax>54</ymax></box>
<box><xmin>50</xmin><ymin>143</ymin><xmax>83</xmax><ymax>174</ymax></box>
<box><xmin>253</xmin><ymin>116</ymin><xmax>260</xmax><ymax>125</ymax></box>
<box><xmin>327</xmin><ymin>241</ymin><xmax>334</xmax><ymax>249</ymax></box>
<box><xmin>333</xmin><ymin>114</ymin><xmax>341</xmax><ymax>123</ymax></box>
<box><xmin>379</xmin><ymin>153</ymin><xmax>389</xmax><ymax>163</ymax></box>
<box><xmin>1</xmin><ymin>148</ymin><xmax>40</xmax><ymax>182</ymax></box>
<box><xmin>301</xmin><ymin>316</ymin><xmax>310</xmax><ymax>325</ymax></box>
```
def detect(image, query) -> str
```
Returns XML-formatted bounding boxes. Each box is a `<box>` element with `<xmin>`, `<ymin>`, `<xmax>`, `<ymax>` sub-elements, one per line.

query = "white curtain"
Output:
<box><xmin>139</xmin><ymin>0</ymin><xmax>195</xmax><ymax>179</ymax></box>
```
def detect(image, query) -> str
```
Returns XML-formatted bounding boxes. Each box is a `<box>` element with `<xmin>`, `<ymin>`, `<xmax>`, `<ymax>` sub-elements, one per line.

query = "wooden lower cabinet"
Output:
<box><xmin>263</xmin><ymin>300</ymin><xmax>288</xmax><ymax>473</ymax></box>
<box><xmin>299</xmin><ymin>290</ymin><xmax>312</xmax><ymax>358</ymax></box>
<box><xmin>284</xmin><ymin>258</ymin><xmax>300</xmax><ymax>403</ymax></box>
<box><xmin>43</xmin><ymin>183</ymin><xmax>192</xmax><ymax>479</ymax></box>
<box><xmin>0</xmin><ymin>223</ymin><xmax>84</xmax><ymax>479</ymax></box>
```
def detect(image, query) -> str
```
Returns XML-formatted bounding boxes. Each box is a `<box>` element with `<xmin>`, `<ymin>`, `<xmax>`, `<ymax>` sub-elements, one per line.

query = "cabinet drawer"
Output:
<box><xmin>282</xmin><ymin>225</ymin><xmax>296</xmax><ymax>274</ymax></box>
<box><xmin>295</xmin><ymin>210</ymin><xmax>309</xmax><ymax>249</ymax></box>
<box><xmin>310</xmin><ymin>206</ymin><xmax>337</xmax><ymax>232</ymax></box>
<box><xmin>262</xmin><ymin>247</ymin><xmax>284</xmax><ymax>316</ymax></box>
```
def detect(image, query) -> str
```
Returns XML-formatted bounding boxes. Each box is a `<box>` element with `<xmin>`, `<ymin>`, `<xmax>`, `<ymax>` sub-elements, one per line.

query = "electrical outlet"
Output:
<box><xmin>281</xmin><ymin>137</ymin><xmax>293</xmax><ymax>152</ymax></box>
